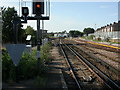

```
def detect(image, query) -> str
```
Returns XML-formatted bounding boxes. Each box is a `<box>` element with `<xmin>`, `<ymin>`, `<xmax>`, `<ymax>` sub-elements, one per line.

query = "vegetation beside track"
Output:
<box><xmin>81</xmin><ymin>35</ymin><xmax>120</xmax><ymax>44</ymax></box>
<box><xmin>2</xmin><ymin>42</ymin><xmax>52</xmax><ymax>85</ymax></box>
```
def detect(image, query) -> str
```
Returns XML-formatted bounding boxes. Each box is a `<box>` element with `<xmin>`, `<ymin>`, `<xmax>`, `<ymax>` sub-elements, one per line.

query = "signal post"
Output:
<box><xmin>33</xmin><ymin>0</ymin><xmax>44</xmax><ymax>74</ymax></box>
<box><xmin>12</xmin><ymin>0</ymin><xmax>49</xmax><ymax>82</ymax></box>
<box><xmin>6</xmin><ymin>0</ymin><xmax>50</xmax><ymax>83</ymax></box>
<box><xmin>21</xmin><ymin>0</ymin><xmax>49</xmax><ymax>74</ymax></box>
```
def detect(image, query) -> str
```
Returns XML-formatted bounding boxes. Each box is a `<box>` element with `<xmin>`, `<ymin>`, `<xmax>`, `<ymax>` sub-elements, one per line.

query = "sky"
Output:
<box><xmin>0</xmin><ymin>0</ymin><xmax>119</xmax><ymax>33</ymax></box>
<box><xmin>118</xmin><ymin>1</ymin><xmax>120</xmax><ymax>20</ymax></box>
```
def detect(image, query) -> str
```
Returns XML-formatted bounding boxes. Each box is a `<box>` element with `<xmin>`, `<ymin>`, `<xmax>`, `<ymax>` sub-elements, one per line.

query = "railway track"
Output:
<box><xmin>73</xmin><ymin>44</ymin><xmax>120</xmax><ymax>72</ymax></box>
<box><xmin>81</xmin><ymin>46</ymin><xmax>120</xmax><ymax>63</ymax></box>
<box><xmin>63</xmin><ymin>39</ymin><xmax>120</xmax><ymax>81</ymax></box>
<box><xmin>59</xmin><ymin>39</ymin><xmax>120</xmax><ymax>90</ymax></box>
<box><xmin>74</xmin><ymin>39</ymin><xmax>120</xmax><ymax>53</ymax></box>
<box><xmin>59</xmin><ymin>42</ymin><xmax>82</xmax><ymax>90</ymax></box>
<box><xmin>67</xmin><ymin>39</ymin><xmax>119</xmax><ymax>63</ymax></box>
<box><xmin>71</xmin><ymin>45</ymin><xmax>120</xmax><ymax>82</ymax></box>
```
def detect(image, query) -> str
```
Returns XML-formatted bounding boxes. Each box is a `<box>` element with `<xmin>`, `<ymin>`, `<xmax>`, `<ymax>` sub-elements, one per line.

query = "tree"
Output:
<box><xmin>69</xmin><ymin>30</ymin><xmax>74</xmax><ymax>37</ymax></box>
<box><xmin>69</xmin><ymin>30</ymin><xmax>83</xmax><ymax>37</ymax></box>
<box><xmin>2</xmin><ymin>7</ymin><xmax>25</xmax><ymax>43</ymax></box>
<box><xmin>61</xmin><ymin>30</ymin><xmax>67</xmax><ymax>34</ymax></box>
<box><xmin>25</xmin><ymin>26</ymin><xmax>37</xmax><ymax>45</ymax></box>
<box><xmin>83</xmin><ymin>28</ymin><xmax>95</xmax><ymax>36</ymax></box>
<box><xmin>25</xmin><ymin>26</ymin><xmax>35</xmax><ymax>35</ymax></box>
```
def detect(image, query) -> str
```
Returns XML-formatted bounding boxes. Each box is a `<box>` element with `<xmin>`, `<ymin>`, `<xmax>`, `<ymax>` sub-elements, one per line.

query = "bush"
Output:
<box><xmin>2</xmin><ymin>42</ymin><xmax>52</xmax><ymax>82</ymax></box>
<box><xmin>96</xmin><ymin>37</ymin><xmax>101</xmax><ymax>41</ymax></box>
<box><xmin>18</xmin><ymin>52</ymin><xmax>38</xmax><ymax>79</ymax></box>
<box><xmin>87</xmin><ymin>35</ymin><xmax>95</xmax><ymax>40</ymax></box>
<box><xmin>104</xmin><ymin>37</ymin><xmax>110</xmax><ymax>42</ymax></box>
<box><xmin>40</xmin><ymin>42</ymin><xmax>52</xmax><ymax>63</ymax></box>
<box><xmin>34</xmin><ymin>76</ymin><xmax>47</xmax><ymax>87</ymax></box>
<box><xmin>2</xmin><ymin>49</ymin><xmax>16</xmax><ymax>82</ymax></box>
<box><xmin>2</xmin><ymin>49</ymin><xmax>44</xmax><ymax>82</ymax></box>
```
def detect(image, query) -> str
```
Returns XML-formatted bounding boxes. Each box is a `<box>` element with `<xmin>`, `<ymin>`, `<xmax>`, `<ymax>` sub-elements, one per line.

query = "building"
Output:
<box><xmin>89</xmin><ymin>21</ymin><xmax>120</xmax><ymax>42</ymax></box>
<box><xmin>0</xmin><ymin>7</ymin><xmax>2</xmax><ymax>44</ymax></box>
<box><xmin>42</xmin><ymin>30</ymin><xmax>47</xmax><ymax>35</ymax></box>
<box><xmin>54</xmin><ymin>33</ymin><xmax>69</xmax><ymax>37</ymax></box>
<box><xmin>0</xmin><ymin>7</ymin><xmax>2</xmax><ymax>28</ymax></box>
<box><xmin>35</xmin><ymin>29</ymin><xmax>48</xmax><ymax>37</ymax></box>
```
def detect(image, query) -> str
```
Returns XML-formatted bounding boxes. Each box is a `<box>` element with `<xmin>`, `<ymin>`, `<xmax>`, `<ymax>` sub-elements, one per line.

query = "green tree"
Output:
<box><xmin>83</xmin><ymin>28</ymin><xmax>95</xmax><ymax>36</ymax></box>
<box><xmin>2</xmin><ymin>7</ymin><xmax>25</xmax><ymax>43</ymax></box>
<box><xmin>25</xmin><ymin>26</ymin><xmax>37</xmax><ymax>45</ymax></box>
<box><xmin>61</xmin><ymin>30</ymin><xmax>67</xmax><ymax>34</ymax></box>
<box><xmin>69</xmin><ymin>30</ymin><xmax>83</xmax><ymax>37</ymax></box>
<box><xmin>25</xmin><ymin>26</ymin><xmax>35</xmax><ymax>35</ymax></box>
<box><xmin>48</xmin><ymin>32</ymin><xmax>54</xmax><ymax>37</ymax></box>
<box><xmin>69</xmin><ymin>30</ymin><xmax>75</xmax><ymax>37</ymax></box>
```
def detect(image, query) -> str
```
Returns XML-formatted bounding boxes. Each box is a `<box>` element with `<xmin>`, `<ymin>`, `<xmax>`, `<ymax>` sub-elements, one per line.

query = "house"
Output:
<box><xmin>35</xmin><ymin>29</ymin><xmax>48</xmax><ymax>37</ymax></box>
<box><xmin>0</xmin><ymin>7</ymin><xmax>2</xmax><ymax>27</ymax></box>
<box><xmin>0</xmin><ymin>7</ymin><xmax>2</xmax><ymax>44</ymax></box>
<box><xmin>89</xmin><ymin>21</ymin><xmax>120</xmax><ymax>42</ymax></box>
<box><xmin>54</xmin><ymin>33</ymin><xmax>69</xmax><ymax>37</ymax></box>
<box><xmin>42</xmin><ymin>30</ymin><xmax>47</xmax><ymax>35</ymax></box>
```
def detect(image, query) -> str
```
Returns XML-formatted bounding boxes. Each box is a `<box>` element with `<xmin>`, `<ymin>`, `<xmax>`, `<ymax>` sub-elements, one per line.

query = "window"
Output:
<box><xmin>111</xmin><ymin>27</ymin><xmax>113</xmax><ymax>32</ymax></box>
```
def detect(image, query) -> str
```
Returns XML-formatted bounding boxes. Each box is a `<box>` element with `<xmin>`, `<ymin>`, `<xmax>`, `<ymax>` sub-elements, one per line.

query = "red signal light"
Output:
<box><xmin>36</xmin><ymin>4</ymin><xmax>41</xmax><ymax>8</ymax></box>
<box><xmin>33</xmin><ymin>2</ymin><xmax>44</xmax><ymax>15</ymax></box>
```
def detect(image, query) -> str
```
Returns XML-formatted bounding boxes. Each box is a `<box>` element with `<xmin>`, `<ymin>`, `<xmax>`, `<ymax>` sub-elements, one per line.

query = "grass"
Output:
<box><xmin>79</xmin><ymin>36</ymin><xmax>120</xmax><ymax>46</ymax></box>
<box><xmin>40</xmin><ymin>42</ymin><xmax>52</xmax><ymax>64</ymax></box>
<box><xmin>34</xmin><ymin>75</ymin><xmax>48</xmax><ymax>87</ymax></box>
<box><xmin>109</xmin><ymin>42</ymin><xmax>120</xmax><ymax>44</ymax></box>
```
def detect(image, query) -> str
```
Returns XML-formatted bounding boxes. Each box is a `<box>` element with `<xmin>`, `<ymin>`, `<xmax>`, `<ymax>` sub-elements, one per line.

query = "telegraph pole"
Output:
<box><xmin>95</xmin><ymin>24</ymin><xmax>96</xmax><ymax>30</ymax></box>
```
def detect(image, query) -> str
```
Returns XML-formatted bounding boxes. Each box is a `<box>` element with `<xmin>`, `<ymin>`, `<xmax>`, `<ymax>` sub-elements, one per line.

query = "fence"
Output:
<box><xmin>88</xmin><ymin>31</ymin><xmax>120</xmax><ymax>40</ymax></box>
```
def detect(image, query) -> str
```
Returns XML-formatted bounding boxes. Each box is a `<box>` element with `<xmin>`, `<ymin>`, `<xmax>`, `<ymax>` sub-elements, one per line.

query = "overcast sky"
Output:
<box><xmin>0</xmin><ymin>0</ymin><xmax>119</xmax><ymax>32</ymax></box>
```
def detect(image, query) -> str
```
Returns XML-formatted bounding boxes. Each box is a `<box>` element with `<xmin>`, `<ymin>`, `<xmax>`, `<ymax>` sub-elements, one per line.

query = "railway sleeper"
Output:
<box><xmin>80</xmin><ymin>76</ymin><xmax>93</xmax><ymax>82</ymax></box>
<box><xmin>84</xmin><ymin>51</ymin><xmax>120</xmax><ymax>74</ymax></box>
<box><xmin>73</xmin><ymin>68</ymin><xmax>80</xmax><ymax>71</ymax></box>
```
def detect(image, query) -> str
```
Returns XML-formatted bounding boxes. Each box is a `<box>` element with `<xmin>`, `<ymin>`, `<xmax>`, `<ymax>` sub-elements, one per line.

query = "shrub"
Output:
<box><xmin>96</xmin><ymin>37</ymin><xmax>101</xmax><ymax>41</ymax></box>
<box><xmin>104</xmin><ymin>37</ymin><xmax>110</xmax><ymax>42</ymax></box>
<box><xmin>2</xmin><ymin>49</ymin><xmax>41</xmax><ymax>81</ymax></box>
<box><xmin>40</xmin><ymin>42</ymin><xmax>52</xmax><ymax>63</ymax></box>
<box><xmin>2</xmin><ymin>42</ymin><xmax>52</xmax><ymax>82</ymax></box>
<box><xmin>34</xmin><ymin>76</ymin><xmax>47</xmax><ymax>87</ymax></box>
<box><xmin>18</xmin><ymin>52</ymin><xmax>38</xmax><ymax>79</ymax></box>
<box><xmin>2</xmin><ymin>49</ymin><xmax>16</xmax><ymax>82</ymax></box>
<box><xmin>87</xmin><ymin>35</ymin><xmax>95</xmax><ymax>40</ymax></box>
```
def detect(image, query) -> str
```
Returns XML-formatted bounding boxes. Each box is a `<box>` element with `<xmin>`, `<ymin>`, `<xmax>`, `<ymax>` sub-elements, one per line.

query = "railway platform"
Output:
<box><xmin>45</xmin><ymin>46</ymin><xmax>67</xmax><ymax>89</ymax></box>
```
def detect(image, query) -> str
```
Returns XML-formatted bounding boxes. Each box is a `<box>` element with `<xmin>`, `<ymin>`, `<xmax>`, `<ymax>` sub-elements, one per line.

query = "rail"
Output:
<box><xmin>59</xmin><ymin>41</ymin><xmax>82</xmax><ymax>90</ymax></box>
<box><xmin>65</xmin><ymin>43</ymin><xmax>120</xmax><ymax>90</ymax></box>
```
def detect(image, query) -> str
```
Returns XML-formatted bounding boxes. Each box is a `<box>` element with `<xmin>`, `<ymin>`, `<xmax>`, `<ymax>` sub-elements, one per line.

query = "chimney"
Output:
<box><xmin>114</xmin><ymin>22</ymin><xmax>116</xmax><ymax>24</ymax></box>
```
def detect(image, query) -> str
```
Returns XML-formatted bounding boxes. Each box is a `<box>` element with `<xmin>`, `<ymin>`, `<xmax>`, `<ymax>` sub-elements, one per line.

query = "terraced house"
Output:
<box><xmin>90</xmin><ymin>21</ymin><xmax>120</xmax><ymax>42</ymax></box>
<box><xmin>0</xmin><ymin>7</ymin><xmax>2</xmax><ymax>44</ymax></box>
<box><xmin>0</xmin><ymin>7</ymin><xmax>2</xmax><ymax>29</ymax></box>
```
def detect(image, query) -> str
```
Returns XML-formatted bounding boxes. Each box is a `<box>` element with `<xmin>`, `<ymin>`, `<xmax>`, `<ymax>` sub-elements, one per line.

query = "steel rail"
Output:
<box><xmin>74</xmin><ymin>44</ymin><xmax>120</xmax><ymax>75</ymax></box>
<box><xmin>65</xmin><ymin>43</ymin><xmax>120</xmax><ymax>90</ymax></box>
<box><xmin>59</xmin><ymin>41</ymin><xmax>82</xmax><ymax>90</ymax></box>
